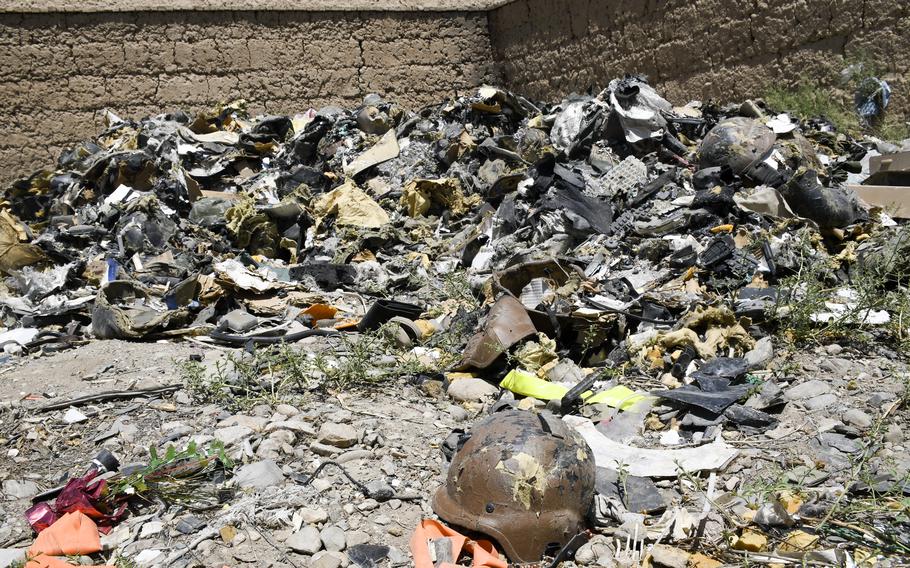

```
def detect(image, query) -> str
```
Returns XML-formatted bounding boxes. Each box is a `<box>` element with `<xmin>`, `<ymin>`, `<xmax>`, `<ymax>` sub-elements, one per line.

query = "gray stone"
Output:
<box><xmin>311</xmin><ymin>551</ymin><xmax>343</xmax><ymax>568</ymax></box>
<box><xmin>234</xmin><ymin>460</ymin><xmax>284</xmax><ymax>489</ymax></box>
<box><xmin>820</xmin><ymin>357</ymin><xmax>852</xmax><ymax>375</ymax></box>
<box><xmin>364</xmin><ymin>479</ymin><xmax>394</xmax><ymax>501</ymax></box>
<box><xmin>336</xmin><ymin>449</ymin><xmax>373</xmax><ymax>464</ymax></box>
<box><xmin>286</xmin><ymin>526</ymin><xmax>322</xmax><ymax>555</ymax></box>
<box><xmin>0</xmin><ymin>548</ymin><xmax>25</xmax><ymax>567</ymax></box>
<box><xmin>785</xmin><ymin>380</ymin><xmax>831</xmax><ymax>401</ymax></box>
<box><xmin>842</xmin><ymin>408</ymin><xmax>872</xmax><ymax>429</ymax></box>
<box><xmin>256</xmin><ymin>438</ymin><xmax>283</xmax><ymax>460</ymax></box>
<box><xmin>63</xmin><ymin>407</ymin><xmax>88</xmax><ymax>424</ymax></box>
<box><xmin>446</xmin><ymin>378</ymin><xmax>498</xmax><ymax>402</ymax></box>
<box><xmin>320</xmin><ymin>525</ymin><xmax>346</xmax><ymax>552</ymax></box>
<box><xmin>139</xmin><ymin>521</ymin><xmax>164</xmax><ymax>538</ymax></box>
<box><xmin>268</xmin><ymin>420</ymin><xmax>316</xmax><ymax>436</ymax></box>
<box><xmin>214</xmin><ymin>425</ymin><xmax>253</xmax><ymax>445</ymax></box>
<box><xmin>317</xmin><ymin>423</ymin><xmax>360</xmax><ymax>448</ymax></box>
<box><xmin>744</xmin><ymin>336</ymin><xmax>773</xmax><ymax>369</ymax></box>
<box><xmin>803</xmin><ymin>393</ymin><xmax>837</xmax><ymax>410</ymax></box>
<box><xmin>824</xmin><ymin>343</ymin><xmax>843</xmax><ymax>356</ymax></box>
<box><xmin>222</xmin><ymin>309</ymin><xmax>258</xmax><ymax>333</ymax></box>
<box><xmin>447</xmin><ymin>405</ymin><xmax>469</xmax><ymax>422</ymax></box>
<box><xmin>650</xmin><ymin>544</ymin><xmax>690</xmax><ymax>568</ymax></box>
<box><xmin>219</xmin><ymin>414</ymin><xmax>269</xmax><ymax>431</ymax></box>
<box><xmin>885</xmin><ymin>424</ymin><xmax>904</xmax><ymax>444</ymax></box>
<box><xmin>343</xmin><ymin>532</ymin><xmax>368</xmax><ymax>551</ymax></box>
<box><xmin>357</xmin><ymin>499</ymin><xmax>379</xmax><ymax>511</ymax></box>
<box><xmin>2</xmin><ymin>479</ymin><xmax>38</xmax><ymax>499</ymax></box>
<box><xmin>819</xmin><ymin>433</ymin><xmax>861</xmax><ymax>454</ymax></box>
<box><xmin>275</xmin><ymin>403</ymin><xmax>300</xmax><ymax>416</ymax></box>
<box><xmin>311</xmin><ymin>442</ymin><xmax>342</xmax><ymax>456</ymax></box>
<box><xmin>269</xmin><ymin>429</ymin><xmax>296</xmax><ymax>445</ymax></box>
<box><xmin>298</xmin><ymin>507</ymin><xmax>329</xmax><ymax>524</ymax></box>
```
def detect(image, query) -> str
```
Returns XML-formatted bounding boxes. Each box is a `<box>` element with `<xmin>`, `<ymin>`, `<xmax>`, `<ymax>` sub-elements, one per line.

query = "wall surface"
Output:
<box><xmin>490</xmin><ymin>0</ymin><xmax>909</xmax><ymax>117</ymax></box>
<box><xmin>0</xmin><ymin>10</ymin><xmax>496</xmax><ymax>183</ymax></box>
<box><xmin>3</xmin><ymin>0</ymin><xmax>909</xmax><ymax>185</ymax></box>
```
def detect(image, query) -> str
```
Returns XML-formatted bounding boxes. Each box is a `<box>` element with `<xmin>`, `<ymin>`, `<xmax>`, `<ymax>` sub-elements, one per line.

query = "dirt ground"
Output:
<box><xmin>1</xmin><ymin>336</ymin><xmax>908</xmax><ymax>567</ymax></box>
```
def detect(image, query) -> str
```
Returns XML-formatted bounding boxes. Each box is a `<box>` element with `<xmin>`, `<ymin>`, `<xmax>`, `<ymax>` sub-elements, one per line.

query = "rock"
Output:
<box><xmin>298</xmin><ymin>507</ymin><xmax>329</xmax><ymax>524</ymax></box>
<box><xmin>2</xmin><ymin>479</ymin><xmax>38</xmax><ymax>499</ymax></box>
<box><xmin>311</xmin><ymin>551</ymin><xmax>343</xmax><ymax>568</ymax></box>
<box><xmin>214</xmin><ymin>425</ymin><xmax>253</xmax><ymax>445</ymax></box>
<box><xmin>819</xmin><ymin>432</ymin><xmax>860</xmax><ymax>454</ymax></box>
<box><xmin>234</xmin><ymin>460</ymin><xmax>284</xmax><ymax>489</ymax></box>
<box><xmin>134</xmin><ymin>549</ymin><xmax>163</xmax><ymax>566</ymax></box>
<box><xmin>885</xmin><ymin>424</ymin><xmax>903</xmax><ymax>443</ymax></box>
<box><xmin>446</xmin><ymin>378</ymin><xmax>498</xmax><ymax>402</ymax></box>
<box><xmin>689</xmin><ymin>553</ymin><xmax>722</xmax><ymax>568</ymax></box>
<box><xmin>276</xmin><ymin>403</ymin><xmax>300</xmax><ymax>416</ymax></box>
<box><xmin>286</xmin><ymin>526</ymin><xmax>322</xmax><ymax>555</ymax></box>
<box><xmin>139</xmin><ymin>521</ymin><xmax>164</xmax><ymax>538</ymax></box>
<box><xmin>320</xmin><ymin>525</ymin><xmax>346</xmax><ymax>552</ymax></box>
<box><xmin>357</xmin><ymin>499</ymin><xmax>379</xmax><ymax>511</ymax></box>
<box><xmin>447</xmin><ymin>405</ymin><xmax>469</xmax><ymax>422</ymax></box>
<box><xmin>779</xmin><ymin>529</ymin><xmax>819</xmax><ymax>552</ymax></box>
<box><xmin>732</xmin><ymin>528</ymin><xmax>767</xmax><ymax>551</ymax></box>
<box><xmin>175</xmin><ymin>516</ymin><xmax>206</xmax><ymax>535</ymax></box>
<box><xmin>317</xmin><ymin>423</ymin><xmax>360</xmax><ymax>448</ymax></box>
<box><xmin>256</xmin><ymin>438</ymin><xmax>283</xmax><ymax>460</ymax></box>
<box><xmin>269</xmin><ymin>429</ymin><xmax>296</xmax><ymax>445</ymax></box>
<box><xmin>0</xmin><ymin>548</ymin><xmax>25</xmax><ymax>567</ymax></box>
<box><xmin>824</xmin><ymin>343</ymin><xmax>843</xmax><ymax>356</ymax></box>
<box><xmin>785</xmin><ymin>380</ymin><xmax>831</xmax><ymax>401</ymax></box>
<box><xmin>99</xmin><ymin>525</ymin><xmax>131</xmax><ymax>550</ymax></box>
<box><xmin>336</xmin><ymin>449</ymin><xmax>373</xmax><ymax>464</ymax></box>
<box><xmin>311</xmin><ymin>442</ymin><xmax>342</xmax><ymax>456</ymax></box>
<box><xmin>63</xmin><ymin>408</ymin><xmax>88</xmax><ymax>424</ymax></box>
<box><xmin>803</xmin><ymin>393</ymin><xmax>837</xmax><ymax>410</ymax></box>
<box><xmin>345</xmin><ymin>531</ymin><xmax>370</xmax><ymax>548</ymax></box>
<box><xmin>650</xmin><ymin>544</ymin><xmax>690</xmax><ymax>568</ymax></box>
<box><xmin>268</xmin><ymin>420</ymin><xmax>316</xmax><ymax>436</ymax></box>
<box><xmin>820</xmin><ymin>357</ymin><xmax>852</xmax><ymax>375</ymax></box>
<box><xmin>842</xmin><ymin>408</ymin><xmax>872</xmax><ymax>429</ymax></box>
<box><xmin>744</xmin><ymin>336</ymin><xmax>773</xmax><ymax>369</ymax></box>
<box><xmin>364</xmin><ymin>479</ymin><xmax>394</xmax><ymax>501</ymax></box>
<box><xmin>218</xmin><ymin>414</ymin><xmax>269</xmax><ymax>431</ymax></box>
<box><xmin>573</xmin><ymin>535</ymin><xmax>614</xmax><ymax>567</ymax></box>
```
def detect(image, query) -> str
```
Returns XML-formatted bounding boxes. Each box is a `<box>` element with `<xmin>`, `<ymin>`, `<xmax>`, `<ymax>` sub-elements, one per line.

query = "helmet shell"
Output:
<box><xmin>433</xmin><ymin>409</ymin><xmax>595</xmax><ymax>563</ymax></box>
<box><xmin>699</xmin><ymin>117</ymin><xmax>776</xmax><ymax>174</ymax></box>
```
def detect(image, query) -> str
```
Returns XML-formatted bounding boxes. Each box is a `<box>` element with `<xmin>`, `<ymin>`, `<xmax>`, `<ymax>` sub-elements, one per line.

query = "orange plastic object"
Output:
<box><xmin>302</xmin><ymin>304</ymin><xmax>338</xmax><ymax>322</ymax></box>
<box><xmin>410</xmin><ymin>519</ymin><xmax>507</xmax><ymax>568</ymax></box>
<box><xmin>27</xmin><ymin>512</ymin><xmax>114</xmax><ymax>568</ymax></box>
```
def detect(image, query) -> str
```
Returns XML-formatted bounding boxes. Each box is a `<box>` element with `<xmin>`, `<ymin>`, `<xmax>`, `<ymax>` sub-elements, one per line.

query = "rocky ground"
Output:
<box><xmin>1</xmin><ymin>333</ymin><xmax>907</xmax><ymax>568</ymax></box>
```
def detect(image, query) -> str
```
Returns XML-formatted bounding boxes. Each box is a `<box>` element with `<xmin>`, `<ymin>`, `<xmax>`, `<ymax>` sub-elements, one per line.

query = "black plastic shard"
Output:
<box><xmin>652</xmin><ymin>384</ymin><xmax>750</xmax><ymax>414</ymax></box>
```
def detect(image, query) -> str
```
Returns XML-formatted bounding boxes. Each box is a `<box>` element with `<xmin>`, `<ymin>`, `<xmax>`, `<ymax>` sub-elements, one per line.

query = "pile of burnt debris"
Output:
<box><xmin>1</xmin><ymin>77</ymin><xmax>909</xmax><ymax>568</ymax></box>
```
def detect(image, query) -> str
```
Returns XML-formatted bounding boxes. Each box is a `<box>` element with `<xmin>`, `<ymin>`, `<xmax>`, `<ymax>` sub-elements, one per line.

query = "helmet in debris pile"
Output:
<box><xmin>433</xmin><ymin>409</ymin><xmax>595</xmax><ymax>563</ymax></box>
<box><xmin>698</xmin><ymin>117</ymin><xmax>776</xmax><ymax>175</ymax></box>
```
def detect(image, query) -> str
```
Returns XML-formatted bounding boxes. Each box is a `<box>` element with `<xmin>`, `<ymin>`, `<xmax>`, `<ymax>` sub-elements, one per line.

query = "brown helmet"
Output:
<box><xmin>699</xmin><ymin>117</ymin><xmax>776</xmax><ymax>175</ymax></box>
<box><xmin>433</xmin><ymin>409</ymin><xmax>595</xmax><ymax>563</ymax></box>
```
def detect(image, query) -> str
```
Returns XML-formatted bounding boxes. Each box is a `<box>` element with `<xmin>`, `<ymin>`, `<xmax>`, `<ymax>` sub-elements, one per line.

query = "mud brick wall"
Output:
<box><xmin>0</xmin><ymin>9</ymin><xmax>497</xmax><ymax>184</ymax></box>
<box><xmin>490</xmin><ymin>0</ymin><xmax>910</xmax><ymax>119</ymax></box>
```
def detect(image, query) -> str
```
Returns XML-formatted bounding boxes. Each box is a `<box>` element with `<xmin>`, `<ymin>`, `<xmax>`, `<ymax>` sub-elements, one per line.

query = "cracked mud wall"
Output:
<box><xmin>490</xmin><ymin>0</ymin><xmax>910</xmax><ymax>119</ymax></box>
<box><xmin>0</xmin><ymin>10</ymin><xmax>496</xmax><ymax>184</ymax></box>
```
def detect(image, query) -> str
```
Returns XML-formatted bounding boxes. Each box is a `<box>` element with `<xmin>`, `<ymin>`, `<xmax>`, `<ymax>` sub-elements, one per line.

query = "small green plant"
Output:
<box><xmin>106</xmin><ymin>440</ymin><xmax>231</xmax><ymax>508</ymax></box>
<box><xmin>763</xmin><ymin>83</ymin><xmax>861</xmax><ymax>135</ymax></box>
<box><xmin>768</xmin><ymin>227</ymin><xmax>910</xmax><ymax>355</ymax></box>
<box><xmin>111</xmin><ymin>553</ymin><xmax>138</xmax><ymax>568</ymax></box>
<box><xmin>181</xmin><ymin>325</ymin><xmax>459</xmax><ymax>409</ymax></box>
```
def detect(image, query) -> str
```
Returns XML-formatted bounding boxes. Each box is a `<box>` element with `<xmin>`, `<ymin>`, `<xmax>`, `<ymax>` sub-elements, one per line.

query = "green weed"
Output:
<box><xmin>763</xmin><ymin>83</ymin><xmax>861</xmax><ymax>135</ymax></box>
